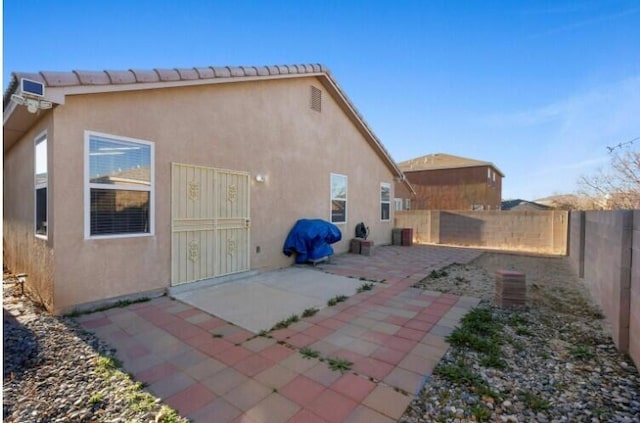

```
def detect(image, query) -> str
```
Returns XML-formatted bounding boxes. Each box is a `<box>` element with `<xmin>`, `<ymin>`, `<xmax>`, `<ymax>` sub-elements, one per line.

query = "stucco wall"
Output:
<box><xmin>45</xmin><ymin>76</ymin><xmax>395</xmax><ymax>311</ymax></box>
<box><xmin>395</xmin><ymin>210</ymin><xmax>568</xmax><ymax>255</ymax></box>
<box><xmin>3</xmin><ymin>114</ymin><xmax>56</xmax><ymax>310</ymax></box>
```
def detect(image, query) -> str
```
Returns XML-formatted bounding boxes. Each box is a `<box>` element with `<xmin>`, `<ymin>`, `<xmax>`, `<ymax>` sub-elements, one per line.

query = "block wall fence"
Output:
<box><xmin>568</xmin><ymin>210</ymin><xmax>638</xmax><ymax>368</ymax></box>
<box><xmin>394</xmin><ymin>210</ymin><xmax>568</xmax><ymax>255</ymax></box>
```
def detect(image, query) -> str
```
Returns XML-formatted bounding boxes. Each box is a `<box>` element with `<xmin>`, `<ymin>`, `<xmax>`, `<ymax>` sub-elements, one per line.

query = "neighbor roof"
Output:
<box><xmin>3</xmin><ymin>63</ymin><xmax>413</xmax><ymax>192</ymax></box>
<box><xmin>398</xmin><ymin>153</ymin><xmax>505</xmax><ymax>177</ymax></box>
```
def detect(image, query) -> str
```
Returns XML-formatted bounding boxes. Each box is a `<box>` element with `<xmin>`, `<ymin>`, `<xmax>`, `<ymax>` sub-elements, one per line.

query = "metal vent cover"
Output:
<box><xmin>310</xmin><ymin>86</ymin><xmax>322</xmax><ymax>112</ymax></box>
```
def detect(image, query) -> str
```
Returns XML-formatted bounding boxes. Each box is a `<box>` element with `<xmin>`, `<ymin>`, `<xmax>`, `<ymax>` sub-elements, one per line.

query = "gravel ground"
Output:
<box><xmin>404</xmin><ymin>253</ymin><xmax>640</xmax><ymax>423</ymax></box>
<box><xmin>2</xmin><ymin>276</ymin><xmax>187</xmax><ymax>423</ymax></box>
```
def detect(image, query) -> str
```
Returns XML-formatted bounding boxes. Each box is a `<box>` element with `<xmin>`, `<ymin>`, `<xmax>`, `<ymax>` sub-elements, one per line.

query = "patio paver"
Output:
<box><xmin>78</xmin><ymin>245</ymin><xmax>482</xmax><ymax>423</ymax></box>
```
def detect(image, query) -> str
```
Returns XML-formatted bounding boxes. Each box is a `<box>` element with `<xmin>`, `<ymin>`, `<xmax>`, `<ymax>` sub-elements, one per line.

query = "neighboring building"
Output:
<box><xmin>396</xmin><ymin>153</ymin><xmax>504</xmax><ymax>210</ymax></box>
<box><xmin>501</xmin><ymin>199</ymin><xmax>551</xmax><ymax>211</ymax></box>
<box><xmin>3</xmin><ymin>63</ymin><xmax>410</xmax><ymax>314</ymax></box>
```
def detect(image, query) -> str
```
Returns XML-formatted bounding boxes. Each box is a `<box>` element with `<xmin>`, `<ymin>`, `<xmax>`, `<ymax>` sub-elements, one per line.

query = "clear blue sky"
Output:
<box><xmin>4</xmin><ymin>0</ymin><xmax>639</xmax><ymax>200</ymax></box>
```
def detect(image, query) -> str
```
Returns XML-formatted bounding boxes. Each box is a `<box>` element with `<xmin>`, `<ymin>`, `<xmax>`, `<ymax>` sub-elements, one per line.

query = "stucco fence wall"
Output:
<box><xmin>568</xmin><ymin>210</ymin><xmax>638</xmax><ymax>368</ymax></box>
<box><xmin>394</xmin><ymin>210</ymin><xmax>568</xmax><ymax>255</ymax></box>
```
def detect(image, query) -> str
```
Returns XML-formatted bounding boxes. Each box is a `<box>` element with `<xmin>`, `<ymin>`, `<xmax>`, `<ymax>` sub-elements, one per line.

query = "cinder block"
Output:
<box><xmin>360</xmin><ymin>240</ymin><xmax>375</xmax><ymax>256</ymax></box>
<box><xmin>495</xmin><ymin>270</ymin><xmax>526</xmax><ymax>307</ymax></box>
<box><xmin>350</xmin><ymin>238</ymin><xmax>362</xmax><ymax>254</ymax></box>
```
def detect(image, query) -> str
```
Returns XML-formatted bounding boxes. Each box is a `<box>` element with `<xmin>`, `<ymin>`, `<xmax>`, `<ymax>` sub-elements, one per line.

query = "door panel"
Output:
<box><xmin>171</xmin><ymin>164</ymin><xmax>249</xmax><ymax>285</ymax></box>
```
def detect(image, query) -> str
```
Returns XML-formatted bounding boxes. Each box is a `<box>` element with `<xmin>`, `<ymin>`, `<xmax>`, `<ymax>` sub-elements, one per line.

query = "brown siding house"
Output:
<box><xmin>396</xmin><ymin>153</ymin><xmax>504</xmax><ymax>210</ymax></box>
<box><xmin>3</xmin><ymin>63</ymin><xmax>411</xmax><ymax>314</ymax></box>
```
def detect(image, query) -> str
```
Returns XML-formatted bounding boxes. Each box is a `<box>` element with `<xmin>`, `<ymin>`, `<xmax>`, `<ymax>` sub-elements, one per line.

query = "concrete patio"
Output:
<box><xmin>77</xmin><ymin>245</ymin><xmax>482</xmax><ymax>423</ymax></box>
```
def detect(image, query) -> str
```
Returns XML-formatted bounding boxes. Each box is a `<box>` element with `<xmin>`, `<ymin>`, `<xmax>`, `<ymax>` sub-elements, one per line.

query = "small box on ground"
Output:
<box><xmin>360</xmin><ymin>240</ymin><xmax>375</xmax><ymax>256</ymax></box>
<box><xmin>350</xmin><ymin>238</ymin><xmax>363</xmax><ymax>254</ymax></box>
<box><xmin>392</xmin><ymin>228</ymin><xmax>402</xmax><ymax>246</ymax></box>
<box><xmin>495</xmin><ymin>269</ymin><xmax>526</xmax><ymax>307</ymax></box>
<box><xmin>401</xmin><ymin>228</ymin><xmax>413</xmax><ymax>246</ymax></box>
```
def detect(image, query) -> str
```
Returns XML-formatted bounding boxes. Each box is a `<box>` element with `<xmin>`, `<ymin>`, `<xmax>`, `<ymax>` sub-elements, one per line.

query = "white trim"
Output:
<box><xmin>34</xmin><ymin>130</ymin><xmax>48</xmax><ymax>239</ymax></box>
<box><xmin>330</xmin><ymin>173</ymin><xmax>348</xmax><ymax>224</ymax></box>
<box><xmin>380</xmin><ymin>182</ymin><xmax>391</xmax><ymax>222</ymax></box>
<box><xmin>84</xmin><ymin>130</ymin><xmax>155</xmax><ymax>240</ymax></box>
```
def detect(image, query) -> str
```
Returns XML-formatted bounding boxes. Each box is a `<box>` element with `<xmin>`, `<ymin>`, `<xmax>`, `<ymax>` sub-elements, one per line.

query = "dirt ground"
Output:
<box><xmin>415</xmin><ymin>251</ymin><xmax>604</xmax><ymax>323</ymax></box>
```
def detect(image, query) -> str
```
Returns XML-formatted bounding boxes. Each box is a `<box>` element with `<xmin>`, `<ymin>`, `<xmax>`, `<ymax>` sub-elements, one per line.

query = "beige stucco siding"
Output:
<box><xmin>3</xmin><ymin>114</ymin><xmax>56</xmax><ymax>310</ymax></box>
<box><xmin>47</xmin><ymin>76</ymin><xmax>394</xmax><ymax>311</ymax></box>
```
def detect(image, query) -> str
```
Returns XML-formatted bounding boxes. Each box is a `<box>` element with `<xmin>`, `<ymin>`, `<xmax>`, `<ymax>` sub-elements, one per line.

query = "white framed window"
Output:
<box><xmin>34</xmin><ymin>131</ymin><xmax>48</xmax><ymax>238</ymax></box>
<box><xmin>85</xmin><ymin>131</ymin><xmax>154</xmax><ymax>239</ymax></box>
<box><xmin>330</xmin><ymin>173</ymin><xmax>347</xmax><ymax>224</ymax></box>
<box><xmin>380</xmin><ymin>182</ymin><xmax>391</xmax><ymax>221</ymax></box>
<box><xmin>394</xmin><ymin>198</ymin><xmax>403</xmax><ymax>211</ymax></box>
<box><xmin>404</xmin><ymin>198</ymin><xmax>411</xmax><ymax>210</ymax></box>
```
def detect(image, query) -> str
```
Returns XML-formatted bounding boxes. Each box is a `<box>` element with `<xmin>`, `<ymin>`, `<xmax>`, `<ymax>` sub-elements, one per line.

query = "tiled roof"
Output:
<box><xmin>4</xmin><ymin>64</ymin><xmax>327</xmax><ymax>100</ymax></box>
<box><xmin>398</xmin><ymin>153</ymin><xmax>504</xmax><ymax>176</ymax></box>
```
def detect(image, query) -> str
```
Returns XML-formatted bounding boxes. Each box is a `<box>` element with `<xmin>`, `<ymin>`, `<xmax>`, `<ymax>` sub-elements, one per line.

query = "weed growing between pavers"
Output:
<box><xmin>327</xmin><ymin>295</ymin><xmax>348</xmax><ymax>307</ymax></box>
<box><xmin>327</xmin><ymin>357</ymin><xmax>353</xmax><ymax>374</ymax></box>
<box><xmin>301</xmin><ymin>307</ymin><xmax>319</xmax><ymax>318</ymax></box>
<box><xmin>92</xmin><ymin>353</ymin><xmax>187</xmax><ymax>423</ymax></box>
<box><xmin>300</xmin><ymin>347</ymin><xmax>321</xmax><ymax>359</ymax></box>
<box><xmin>271</xmin><ymin>314</ymin><xmax>299</xmax><ymax>331</ymax></box>
<box><xmin>356</xmin><ymin>282</ymin><xmax>374</xmax><ymax>293</ymax></box>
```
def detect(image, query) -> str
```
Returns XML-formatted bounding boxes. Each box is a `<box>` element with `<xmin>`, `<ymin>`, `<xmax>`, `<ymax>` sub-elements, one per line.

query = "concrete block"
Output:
<box><xmin>360</xmin><ymin>240</ymin><xmax>375</xmax><ymax>256</ymax></box>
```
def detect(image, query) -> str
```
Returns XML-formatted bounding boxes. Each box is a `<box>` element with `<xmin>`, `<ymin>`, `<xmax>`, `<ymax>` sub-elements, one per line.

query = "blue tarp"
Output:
<box><xmin>282</xmin><ymin>219</ymin><xmax>342</xmax><ymax>264</ymax></box>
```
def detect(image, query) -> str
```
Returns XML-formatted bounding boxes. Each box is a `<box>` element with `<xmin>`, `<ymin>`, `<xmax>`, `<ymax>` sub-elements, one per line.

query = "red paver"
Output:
<box><xmin>233</xmin><ymin>354</ymin><xmax>276</xmax><ymax>377</ymax></box>
<box><xmin>280</xmin><ymin>375</ymin><xmax>326</xmax><ymax>407</ymax></box>
<box><xmin>317</xmin><ymin>317</ymin><xmax>345</xmax><ymax>330</ymax></box>
<box><xmin>370</xmin><ymin>346</ymin><xmax>407</xmax><ymax>365</ymax></box>
<box><xmin>330</xmin><ymin>373</ymin><xmax>377</xmax><ymax>402</ymax></box>
<box><xmin>352</xmin><ymin>357</ymin><xmax>394</xmax><ymax>380</ymax></box>
<box><xmin>80</xmin><ymin>316</ymin><xmax>111</xmax><ymax>329</ymax></box>
<box><xmin>259</xmin><ymin>344</ymin><xmax>294</xmax><ymax>362</ymax></box>
<box><xmin>165</xmin><ymin>383</ymin><xmax>216</xmax><ymax>416</ymax></box>
<box><xmin>304</xmin><ymin>324</ymin><xmax>334</xmax><ymax>339</ymax></box>
<box><xmin>287</xmin><ymin>332</ymin><xmax>316</xmax><ymax>348</ymax></box>
<box><xmin>396</xmin><ymin>326</ymin><xmax>428</xmax><ymax>341</ymax></box>
<box><xmin>215</xmin><ymin>345</ymin><xmax>254</xmax><ymax>366</ymax></box>
<box><xmin>188</xmin><ymin>397</ymin><xmax>242</xmax><ymax>423</ymax></box>
<box><xmin>135</xmin><ymin>362</ymin><xmax>178</xmax><ymax>384</ymax></box>
<box><xmin>287</xmin><ymin>409</ymin><xmax>330</xmax><ymax>423</ymax></box>
<box><xmin>306</xmin><ymin>389</ymin><xmax>359</xmax><ymax>423</ymax></box>
<box><xmin>386</xmin><ymin>336</ymin><xmax>417</xmax><ymax>353</ymax></box>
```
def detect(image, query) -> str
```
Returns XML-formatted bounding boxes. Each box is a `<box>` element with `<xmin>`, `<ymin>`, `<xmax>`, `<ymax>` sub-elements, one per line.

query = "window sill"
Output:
<box><xmin>85</xmin><ymin>232</ymin><xmax>154</xmax><ymax>241</ymax></box>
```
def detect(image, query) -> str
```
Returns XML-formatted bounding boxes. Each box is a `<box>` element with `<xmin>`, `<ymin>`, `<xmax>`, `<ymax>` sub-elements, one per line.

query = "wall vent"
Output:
<box><xmin>310</xmin><ymin>86</ymin><xmax>322</xmax><ymax>112</ymax></box>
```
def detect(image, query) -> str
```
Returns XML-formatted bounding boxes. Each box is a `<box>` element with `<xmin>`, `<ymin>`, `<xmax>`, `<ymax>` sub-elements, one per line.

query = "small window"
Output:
<box><xmin>492</xmin><ymin>171</ymin><xmax>496</xmax><ymax>182</ymax></box>
<box><xmin>404</xmin><ymin>198</ymin><xmax>411</xmax><ymax>210</ymax></box>
<box><xmin>85</xmin><ymin>131</ymin><xmax>154</xmax><ymax>238</ymax></box>
<box><xmin>394</xmin><ymin>198</ymin><xmax>403</xmax><ymax>211</ymax></box>
<box><xmin>487</xmin><ymin>168</ymin><xmax>491</xmax><ymax>180</ymax></box>
<box><xmin>34</xmin><ymin>132</ymin><xmax>48</xmax><ymax>238</ymax></box>
<box><xmin>330</xmin><ymin>173</ymin><xmax>347</xmax><ymax>224</ymax></box>
<box><xmin>381</xmin><ymin>183</ymin><xmax>391</xmax><ymax>221</ymax></box>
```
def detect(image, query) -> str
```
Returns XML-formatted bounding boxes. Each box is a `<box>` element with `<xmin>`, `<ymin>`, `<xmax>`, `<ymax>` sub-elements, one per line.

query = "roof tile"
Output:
<box><xmin>105</xmin><ymin>70</ymin><xmax>136</xmax><ymax>84</ymax></box>
<box><xmin>241</xmin><ymin>66</ymin><xmax>258</xmax><ymax>77</ymax></box>
<box><xmin>266</xmin><ymin>65</ymin><xmax>279</xmax><ymax>75</ymax></box>
<box><xmin>74</xmin><ymin>71</ymin><xmax>111</xmax><ymax>85</ymax></box>
<box><xmin>256</xmin><ymin>66</ymin><xmax>270</xmax><ymax>76</ymax></box>
<box><xmin>130</xmin><ymin>69</ymin><xmax>160</xmax><ymax>83</ymax></box>
<box><xmin>192</xmin><ymin>67</ymin><xmax>213</xmax><ymax>78</ymax></box>
<box><xmin>155</xmin><ymin>69</ymin><xmax>181</xmax><ymax>82</ymax></box>
<box><xmin>275</xmin><ymin>65</ymin><xmax>289</xmax><ymax>74</ymax></box>
<box><xmin>228</xmin><ymin>66</ymin><xmax>244</xmax><ymax>77</ymax></box>
<box><xmin>175</xmin><ymin>68</ymin><xmax>199</xmax><ymax>80</ymax></box>
<box><xmin>212</xmin><ymin>66</ymin><xmax>231</xmax><ymax>78</ymax></box>
<box><xmin>40</xmin><ymin>71</ymin><xmax>81</xmax><ymax>87</ymax></box>
<box><xmin>12</xmin><ymin>72</ymin><xmax>46</xmax><ymax>84</ymax></box>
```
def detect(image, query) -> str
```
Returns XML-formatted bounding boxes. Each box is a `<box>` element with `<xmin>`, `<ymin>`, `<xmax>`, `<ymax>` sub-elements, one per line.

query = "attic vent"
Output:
<box><xmin>310</xmin><ymin>86</ymin><xmax>322</xmax><ymax>112</ymax></box>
